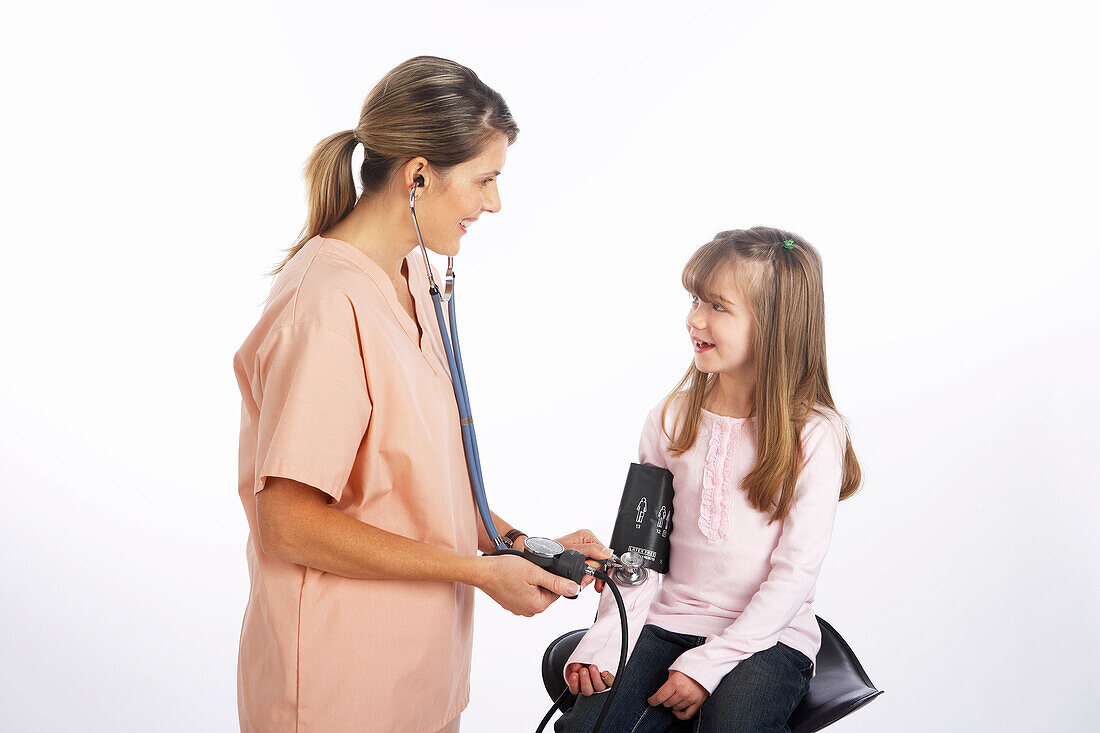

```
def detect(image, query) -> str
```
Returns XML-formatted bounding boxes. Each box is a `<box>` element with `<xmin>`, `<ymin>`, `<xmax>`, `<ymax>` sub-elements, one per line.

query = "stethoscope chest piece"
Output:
<box><xmin>609</xmin><ymin>551</ymin><xmax>649</xmax><ymax>587</ymax></box>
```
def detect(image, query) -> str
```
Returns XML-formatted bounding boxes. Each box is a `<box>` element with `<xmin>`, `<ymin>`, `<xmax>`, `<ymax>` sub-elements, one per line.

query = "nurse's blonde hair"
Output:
<box><xmin>660</xmin><ymin>227</ymin><xmax>863</xmax><ymax>523</ymax></box>
<box><xmin>272</xmin><ymin>56</ymin><xmax>519</xmax><ymax>274</ymax></box>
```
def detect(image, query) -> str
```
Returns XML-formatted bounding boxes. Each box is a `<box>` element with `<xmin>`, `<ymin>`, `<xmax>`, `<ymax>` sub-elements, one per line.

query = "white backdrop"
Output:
<box><xmin>2</xmin><ymin>1</ymin><xmax>1098</xmax><ymax>731</ymax></box>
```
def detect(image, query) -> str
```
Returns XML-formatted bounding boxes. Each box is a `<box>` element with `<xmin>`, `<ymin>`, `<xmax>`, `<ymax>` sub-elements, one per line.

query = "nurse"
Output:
<box><xmin>233</xmin><ymin>55</ymin><xmax>611</xmax><ymax>733</ymax></box>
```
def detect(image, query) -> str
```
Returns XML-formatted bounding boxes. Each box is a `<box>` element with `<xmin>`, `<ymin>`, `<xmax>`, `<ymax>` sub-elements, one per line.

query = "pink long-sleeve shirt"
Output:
<box><xmin>566</xmin><ymin>397</ymin><xmax>847</xmax><ymax>694</ymax></box>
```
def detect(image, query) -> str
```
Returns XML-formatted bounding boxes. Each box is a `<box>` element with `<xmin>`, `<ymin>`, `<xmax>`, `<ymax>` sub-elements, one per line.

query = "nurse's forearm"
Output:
<box><xmin>258</xmin><ymin>477</ymin><xmax>483</xmax><ymax>585</ymax></box>
<box><xmin>476</xmin><ymin>511</ymin><xmax>527</xmax><ymax>554</ymax></box>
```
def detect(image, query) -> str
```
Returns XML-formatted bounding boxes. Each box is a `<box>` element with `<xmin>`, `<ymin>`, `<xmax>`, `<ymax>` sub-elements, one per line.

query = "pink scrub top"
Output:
<box><xmin>233</xmin><ymin>235</ymin><xmax>478</xmax><ymax>733</ymax></box>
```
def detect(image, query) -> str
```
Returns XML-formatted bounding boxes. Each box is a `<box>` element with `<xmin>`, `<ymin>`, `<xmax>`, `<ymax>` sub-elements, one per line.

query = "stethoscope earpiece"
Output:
<box><xmin>409</xmin><ymin>175</ymin><xmax>454</xmax><ymax>302</ymax></box>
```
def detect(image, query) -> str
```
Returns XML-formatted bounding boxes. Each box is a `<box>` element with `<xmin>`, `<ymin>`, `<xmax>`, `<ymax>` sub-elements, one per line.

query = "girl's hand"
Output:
<box><xmin>647</xmin><ymin>670</ymin><xmax>709</xmax><ymax>720</ymax></box>
<box><xmin>556</xmin><ymin>528</ymin><xmax>613</xmax><ymax>591</ymax></box>
<box><xmin>565</xmin><ymin>662</ymin><xmax>613</xmax><ymax>696</ymax></box>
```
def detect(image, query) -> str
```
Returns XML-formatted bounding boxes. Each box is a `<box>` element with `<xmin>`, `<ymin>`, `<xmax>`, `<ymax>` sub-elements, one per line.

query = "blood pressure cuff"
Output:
<box><xmin>609</xmin><ymin>463</ymin><xmax>674</xmax><ymax>574</ymax></box>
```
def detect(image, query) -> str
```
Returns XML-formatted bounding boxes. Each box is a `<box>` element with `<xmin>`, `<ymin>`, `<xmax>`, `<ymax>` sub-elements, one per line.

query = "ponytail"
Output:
<box><xmin>270</xmin><ymin>56</ymin><xmax>520</xmax><ymax>275</ymax></box>
<box><xmin>271</xmin><ymin>129</ymin><xmax>359</xmax><ymax>275</ymax></box>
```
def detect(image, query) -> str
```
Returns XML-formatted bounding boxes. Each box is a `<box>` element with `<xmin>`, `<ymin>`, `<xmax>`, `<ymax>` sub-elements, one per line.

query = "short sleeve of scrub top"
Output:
<box><xmin>253</xmin><ymin>323</ymin><xmax>372</xmax><ymax>502</ymax></box>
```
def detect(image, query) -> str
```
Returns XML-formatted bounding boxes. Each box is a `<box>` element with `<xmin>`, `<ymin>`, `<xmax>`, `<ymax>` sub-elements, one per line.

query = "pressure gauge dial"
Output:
<box><xmin>512</xmin><ymin>537</ymin><xmax>587</xmax><ymax>591</ymax></box>
<box><xmin>523</xmin><ymin>536</ymin><xmax>564</xmax><ymax>559</ymax></box>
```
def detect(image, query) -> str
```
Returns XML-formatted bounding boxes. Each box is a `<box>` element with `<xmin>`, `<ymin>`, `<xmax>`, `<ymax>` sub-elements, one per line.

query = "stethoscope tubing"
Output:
<box><xmin>412</xmin><ymin>184</ymin><xmax>506</xmax><ymax>549</ymax></box>
<box><xmin>410</xmin><ymin>187</ymin><xmax>624</xmax><ymax>733</ymax></box>
<box><xmin>429</xmin><ymin>289</ymin><xmax>504</xmax><ymax>548</ymax></box>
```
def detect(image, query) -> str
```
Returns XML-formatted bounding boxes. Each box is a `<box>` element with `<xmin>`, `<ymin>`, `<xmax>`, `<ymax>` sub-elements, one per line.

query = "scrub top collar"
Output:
<box><xmin>315</xmin><ymin>235</ymin><xmax>449</xmax><ymax>381</ymax></box>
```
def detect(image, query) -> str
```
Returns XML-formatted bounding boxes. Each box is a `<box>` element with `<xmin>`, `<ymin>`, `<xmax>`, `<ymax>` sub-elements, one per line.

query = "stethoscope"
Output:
<box><xmin>409</xmin><ymin>178</ymin><xmax>503</xmax><ymax>548</ymax></box>
<box><xmin>409</xmin><ymin>177</ymin><xmax>639</xmax><ymax>733</ymax></box>
<box><xmin>408</xmin><ymin>178</ymin><xmax>584</xmax><ymax>564</ymax></box>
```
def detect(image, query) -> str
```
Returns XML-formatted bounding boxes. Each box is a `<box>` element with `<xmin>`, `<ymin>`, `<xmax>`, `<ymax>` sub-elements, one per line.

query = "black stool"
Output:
<box><xmin>541</xmin><ymin>616</ymin><xmax>882</xmax><ymax>732</ymax></box>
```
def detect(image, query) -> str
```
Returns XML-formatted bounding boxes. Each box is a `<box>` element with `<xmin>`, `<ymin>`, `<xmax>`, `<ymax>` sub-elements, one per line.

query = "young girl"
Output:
<box><xmin>557</xmin><ymin>227</ymin><xmax>862</xmax><ymax>733</ymax></box>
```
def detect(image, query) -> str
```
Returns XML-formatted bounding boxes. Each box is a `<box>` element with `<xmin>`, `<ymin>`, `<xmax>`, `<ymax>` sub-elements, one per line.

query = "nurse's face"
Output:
<box><xmin>417</xmin><ymin>134</ymin><xmax>508</xmax><ymax>257</ymax></box>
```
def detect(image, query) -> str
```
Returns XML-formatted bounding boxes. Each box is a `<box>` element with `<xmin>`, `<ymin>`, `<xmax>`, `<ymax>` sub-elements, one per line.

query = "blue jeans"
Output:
<box><xmin>555</xmin><ymin>624</ymin><xmax>813</xmax><ymax>733</ymax></box>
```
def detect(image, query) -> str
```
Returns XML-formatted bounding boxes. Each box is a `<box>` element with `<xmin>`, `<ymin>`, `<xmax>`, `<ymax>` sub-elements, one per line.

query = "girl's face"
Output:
<box><xmin>686</xmin><ymin>272</ymin><xmax>756</xmax><ymax>381</ymax></box>
<box><xmin>419</xmin><ymin>134</ymin><xmax>508</xmax><ymax>257</ymax></box>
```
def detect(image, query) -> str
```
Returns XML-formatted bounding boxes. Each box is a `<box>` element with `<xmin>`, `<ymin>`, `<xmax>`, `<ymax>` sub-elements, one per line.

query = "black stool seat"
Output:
<box><xmin>541</xmin><ymin>616</ymin><xmax>882</xmax><ymax>732</ymax></box>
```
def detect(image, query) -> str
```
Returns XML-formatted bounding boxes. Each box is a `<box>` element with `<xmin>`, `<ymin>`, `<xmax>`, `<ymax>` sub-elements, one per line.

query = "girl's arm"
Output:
<box><xmin>563</xmin><ymin>405</ymin><xmax>668</xmax><ymax>682</ymax></box>
<box><xmin>668</xmin><ymin>414</ymin><xmax>846</xmax><ymax>694</ymax></box>
<box><xmin>564</xmin><ymin>566</ymin><xmax>661</xmax><ymax>686</ymax></box>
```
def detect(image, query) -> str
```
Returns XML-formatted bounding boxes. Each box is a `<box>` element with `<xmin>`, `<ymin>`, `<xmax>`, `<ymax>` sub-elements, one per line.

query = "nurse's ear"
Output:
<box><xmin>403</xmin><ymin>157</ymin><xmax>430</xmax><ymax>197</ymax></box>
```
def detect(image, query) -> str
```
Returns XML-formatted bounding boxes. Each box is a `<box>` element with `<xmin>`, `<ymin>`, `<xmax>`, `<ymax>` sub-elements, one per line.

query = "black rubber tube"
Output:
<box><xmin>590</xmin><ymin>570</ymin><xmax>627</xmax><ymax>733</ymax></box>
<box><xmin>535</xmin><ymin>689</ymin><xmax>570</xmax><ymax>733</ymax></box>
<box><xmin>533</xmin><ymin>571</ymin><xmax>629</xmax><ymax>733</ymax></box>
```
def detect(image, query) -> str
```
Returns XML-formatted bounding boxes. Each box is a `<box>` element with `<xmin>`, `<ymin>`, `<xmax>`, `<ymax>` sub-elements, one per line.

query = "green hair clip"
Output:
<box><xmin>782</xmin><ymin>239</ymin><xmax>794</xmax><ymax>249</ymax></box>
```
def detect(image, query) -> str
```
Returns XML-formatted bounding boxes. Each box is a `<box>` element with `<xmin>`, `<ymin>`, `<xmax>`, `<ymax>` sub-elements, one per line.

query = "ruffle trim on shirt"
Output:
<box><xmin>699</xmin><ymin>416</ymin><xmax>742</xmax><ymax>541</ymax></box>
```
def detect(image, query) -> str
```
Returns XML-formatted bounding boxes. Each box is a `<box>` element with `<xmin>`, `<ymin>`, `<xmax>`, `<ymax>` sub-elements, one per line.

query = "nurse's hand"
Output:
<box><xmin>556</xmin><ymin>529</ymin><xmax>613</xmax><ymax>593</ymax></box>
<box><xmin>476</xmin><ymin>554</ymin><xmax>580</xmax><ymax>617</ymax></box>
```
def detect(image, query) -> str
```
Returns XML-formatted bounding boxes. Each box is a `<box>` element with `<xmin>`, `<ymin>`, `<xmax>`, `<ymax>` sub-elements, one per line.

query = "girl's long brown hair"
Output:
<box><xmin>272</xmin><ymin>56</ymin><xmax>519</xmax><ymax>275</ymax></box>
<box><xmin>660</xmin><ymin>227</ymin><xmax>862</xmax><ymax>523</ymax></box>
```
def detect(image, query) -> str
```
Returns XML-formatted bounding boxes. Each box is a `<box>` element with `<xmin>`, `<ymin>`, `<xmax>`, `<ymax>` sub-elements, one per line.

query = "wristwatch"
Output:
<box><xmin>502</xmin><ymin>528</ymin><xmax>527</xmax><ymax>548</ymax></box>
